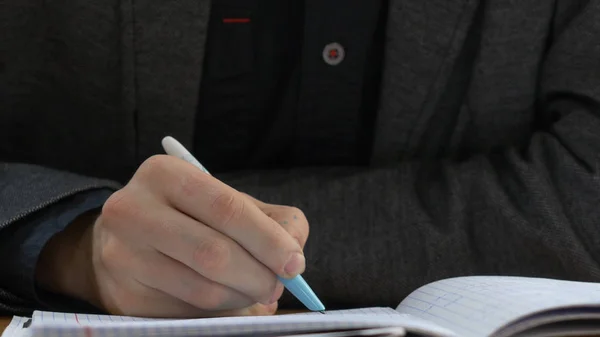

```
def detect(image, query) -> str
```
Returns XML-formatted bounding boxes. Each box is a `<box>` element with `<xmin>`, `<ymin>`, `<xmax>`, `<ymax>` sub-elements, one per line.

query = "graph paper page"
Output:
<box><xmin>25</xmin><ymin>307</ymin><xmax>456</xmax><ymax>337</ymax></box>
<box><xmin>396</xmin><ymin>276</ymin><xmax>600</xmax><ymax>337</ymax></box>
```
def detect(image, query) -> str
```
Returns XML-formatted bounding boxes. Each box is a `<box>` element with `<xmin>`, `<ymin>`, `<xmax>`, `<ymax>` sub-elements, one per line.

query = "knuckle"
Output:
<box><xmin>102</xmin><ymin>190</ymin><xmax>135</xmax><ymax>221</ymax></box>
<box><xmin>288</xmin><ymin>206</ymin><xmax>307</xmax><ymax>223</ymax></box>
<box><xmin>179</xmin><ymin>171</ymin><xmax>210</xmax><ymax>198</ymax></box>
<box><xmin>288</xmin><ymin>206</ymin><xmax>305</xmax><ymax>218</ymax></box>
<box><xmin>98</xmin><ymin>234</ymin><xmax>125</xmax><ymax>271</ymax></box>
<box><xmin>210</xmin><ymin>192</ymin><xmax>245</xmax><ymax>228</ymax></box>
<box><xmin>192</xmin><ymin>239</ymin><xmax>230</xmax><ymax>274</ymax></box>
<box><xmin>138</xmin><ymin>155</ymin><xmax>170</xmax><ymax>179</ymax></box>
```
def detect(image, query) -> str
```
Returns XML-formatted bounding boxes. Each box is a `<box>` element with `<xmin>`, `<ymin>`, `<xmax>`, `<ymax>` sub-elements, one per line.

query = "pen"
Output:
<box><xmin>161</xmin><ymin>136</ymin><xmax>326</xmax><ymax>312</ymax></box>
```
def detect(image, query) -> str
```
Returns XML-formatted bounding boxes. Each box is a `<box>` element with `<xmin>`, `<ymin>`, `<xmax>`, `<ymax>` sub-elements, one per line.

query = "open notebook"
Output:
<box><xmin>4</xmin><ymin>275</ymin><xmax>600</xmax><ymax>337</ymax></box>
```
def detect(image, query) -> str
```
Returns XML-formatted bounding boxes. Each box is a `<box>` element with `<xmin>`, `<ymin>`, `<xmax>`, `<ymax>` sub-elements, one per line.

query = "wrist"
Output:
<box><xmin>36</xmin><ymin>210</ymin><xmax>100</xmax><ymax>307</ymax></box>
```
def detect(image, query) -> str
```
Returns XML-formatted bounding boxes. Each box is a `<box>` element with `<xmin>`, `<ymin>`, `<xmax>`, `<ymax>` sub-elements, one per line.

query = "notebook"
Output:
<box><xmin>4</xmin><ymin>275</ymin><xmax>600</xmax><ymax>337</ymax></box>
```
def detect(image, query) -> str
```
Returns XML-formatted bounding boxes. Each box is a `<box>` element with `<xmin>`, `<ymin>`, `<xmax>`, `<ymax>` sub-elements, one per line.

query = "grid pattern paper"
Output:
<box><xmin>396</xmin><ymin>276</ymin><xmax>600</xmax><ymax>337</ymax></box>
<box><xmin>21</xmin><ymin>308</ymin><xmax>455</xmax><ymax>337</ymax></box>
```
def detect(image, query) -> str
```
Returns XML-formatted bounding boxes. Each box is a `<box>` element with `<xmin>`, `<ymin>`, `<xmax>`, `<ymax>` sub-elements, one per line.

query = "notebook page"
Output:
<box><xmin>30</xmin><ymin>308</ymin><xmax>397</xmax><ymax>325</ymax></box>
<box><xmin>396</xmin><ymin>276</ymin><xmax>600</xmax><ymax>337</ymax></box>
<box><xmin>27</xmin><ymin>308</ymin><xmax>456</xmax><ymax>337</ymax></box>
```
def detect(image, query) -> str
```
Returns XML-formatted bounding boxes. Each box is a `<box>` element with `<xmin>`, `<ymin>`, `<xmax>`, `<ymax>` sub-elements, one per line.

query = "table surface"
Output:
<box><xmin>1</xmin><ymin>317</ymin><xmax>10</xmax><ymax>334</ymax></box>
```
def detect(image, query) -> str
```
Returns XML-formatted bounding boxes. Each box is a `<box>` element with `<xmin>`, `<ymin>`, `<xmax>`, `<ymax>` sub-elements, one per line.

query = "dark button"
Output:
<box><xmin>322</xmin><ymin>42</ymin><xmax>345</xmax><ymax>66</ymax></box>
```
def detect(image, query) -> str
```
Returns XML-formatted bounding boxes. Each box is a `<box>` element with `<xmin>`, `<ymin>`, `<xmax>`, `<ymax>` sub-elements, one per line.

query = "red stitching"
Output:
<box><xmin>223</xmin><ymin>18</ymin><xmax>250</xmax><ymax>23</ymax></box>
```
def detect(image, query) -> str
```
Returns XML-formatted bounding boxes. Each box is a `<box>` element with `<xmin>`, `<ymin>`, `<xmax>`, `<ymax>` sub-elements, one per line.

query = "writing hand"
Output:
<box><xmin>36</xmin><ymin>155</ymin><xmax>310</xmax><ymax>318</ymax></box>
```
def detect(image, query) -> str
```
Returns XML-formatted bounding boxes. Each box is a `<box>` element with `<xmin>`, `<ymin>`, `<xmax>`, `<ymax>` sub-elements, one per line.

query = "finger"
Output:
<box><xmin>105</xmin><ymin>275</ymin><xmax>263</xmax><ymax>319</ymax></box>
<box><xmin>105</xmin><ymin>280</ymin><xmax>277</xmax><ymax>318</ymax></box>
<box><xmin>197</xmin><ymin>301</ymin><xmax>279</xmax><ymax>318</ymax></box>
<box><xmin>255</xmin><ymin>204</ymin><xmax>310</xmax><ymax>249</ymax></box>
<box><xmin>103</xmin><ymin>194</ymin><xmax>285</xmax><ymax>305</ymax></box>
<box><xmin>237</xmin><ymin>301</ymin><xmax>279</xmax><ymax>316</ymax></box>
<box><xmin>94</xmin><ymin>224</ymin><xmax>278</xmax><ymax>318</ymax></box>
<box><xmin>94</xmin><ymin>240</ymin><xmax>210</xmax><ymax>318</ymax></box>
<box><xmin>126</xmin><ymin>277</ymin><xmax>278</xmax><ymax>318</ymax></box>
<box><xmin>134</xmin><ymin>247</ymin><xmax>257</xmax><ymax>311</ymax></box>
<box><xmin>97</xmin><ymin>247</ymin><xmax>277</xmax><ymax>318</ymax></box>
<box><xmin>241</xmin><ymin>193</ymin><xmax>309</xmax><ymax>248</ymax></box>
<box><xmin>138</xmin><ymin>155</ymin><xmax>306</xmax><ymax>278</ymax></box>
<box><xmin>106</xmin><ymin>280</ymin><xmax>211</xmax><ymax>318</ymax></box>
<box><xmin>186</xmin><ymin>302</ymin><xmax>278</xmax><ymax>318</ymax></box>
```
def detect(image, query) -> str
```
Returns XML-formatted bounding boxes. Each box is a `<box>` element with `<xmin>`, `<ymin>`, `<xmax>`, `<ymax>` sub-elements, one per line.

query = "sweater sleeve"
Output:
<box><xmin>0</xmin><ymin>189</ymin><xmax>114</xmax><ymax>316</ymax></box>
<box><xmin>0</xmin><ymin>163</ymin><xmax>120</xmax><ymax>315</ymax></box>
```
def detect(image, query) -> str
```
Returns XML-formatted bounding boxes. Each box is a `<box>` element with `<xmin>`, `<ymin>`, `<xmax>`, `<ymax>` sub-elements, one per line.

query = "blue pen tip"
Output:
<box><xmin>277</xmin><ymin>275</ymin><xmax>325</xmax><ymax>311</ymax></box>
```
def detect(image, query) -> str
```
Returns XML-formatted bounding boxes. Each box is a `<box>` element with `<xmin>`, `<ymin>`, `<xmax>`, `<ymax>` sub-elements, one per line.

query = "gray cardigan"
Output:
<box><xmin>2</xmin><ymin>0</ymin><xmax>600</xmax><ymax>314</ymax></box>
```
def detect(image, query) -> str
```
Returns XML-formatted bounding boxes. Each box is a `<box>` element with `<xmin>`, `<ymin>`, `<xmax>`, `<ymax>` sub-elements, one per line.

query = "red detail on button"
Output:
<box><xmin>328</xmin><ymin>49</ymin><xmax>339</xmax><ymax>59</ymax></box>
<box><xmin>223</xmin><ymin>18</ymin><xmax>251</xmax><ymax>23</ymax></box>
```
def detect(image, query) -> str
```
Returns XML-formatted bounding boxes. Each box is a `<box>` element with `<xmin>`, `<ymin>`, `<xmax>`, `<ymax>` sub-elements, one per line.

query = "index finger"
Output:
<box><xmin>242</xmin><ymin>194</ymin><xmax>309</xmax><ymax>249</ymax></box>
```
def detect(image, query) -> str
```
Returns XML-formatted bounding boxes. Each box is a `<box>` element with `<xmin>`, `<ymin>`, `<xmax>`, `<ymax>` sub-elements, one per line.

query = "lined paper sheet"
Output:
<box><xmin>23</xmin><ymin>308</ymin><xmax>456</xmax><ymax>337</ymax></box>
<box><xmin>396</xmin><ymin>276</ymin><xmax>600</xmax><ymax>337</ymax></box>
<box><xmin>30</xmin><ymin>308</ymin><xmax>398</xmax><ymax>325</ymax></box>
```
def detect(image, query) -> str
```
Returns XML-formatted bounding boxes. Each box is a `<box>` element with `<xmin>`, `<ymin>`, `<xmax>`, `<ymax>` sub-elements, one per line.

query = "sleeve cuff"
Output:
<box><xmin>0</xmin><ymin>188</ymin><xmax>114</xmax><ymax>313</ymax></box>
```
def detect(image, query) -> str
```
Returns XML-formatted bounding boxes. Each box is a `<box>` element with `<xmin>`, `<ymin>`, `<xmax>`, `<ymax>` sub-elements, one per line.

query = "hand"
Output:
<box><xmin>36</xmin><ymin>155</ymin><xmax>310</xmax><ymax>318</ymax></box>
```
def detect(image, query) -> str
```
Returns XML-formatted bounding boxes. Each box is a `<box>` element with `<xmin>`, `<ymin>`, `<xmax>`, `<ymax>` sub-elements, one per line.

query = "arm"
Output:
<box><xmin>221</xmin><ymin>2</ymin><xmax>600</xmax><ymax>309</ymax></box>
<box><xmin>0</xmin><ymin>163</ymin><xmax>120</xmax><ymax>315</ymax></box>
<box><xmin>3</xmin><ymin>157</ymin><xmax>306</xmax><ymax>318</ymax></box>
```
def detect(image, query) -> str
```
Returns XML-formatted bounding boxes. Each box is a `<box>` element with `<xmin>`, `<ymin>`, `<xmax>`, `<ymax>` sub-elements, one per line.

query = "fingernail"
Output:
<box><xmin>283</xmin><ymin>253</ymin><xmax>305</xmax><ymax>277</ymax></box>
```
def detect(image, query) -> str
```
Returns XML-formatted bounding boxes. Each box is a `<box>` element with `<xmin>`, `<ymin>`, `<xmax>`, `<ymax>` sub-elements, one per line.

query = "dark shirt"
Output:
<box><xmin>0</xmin><ymin>0</ymin><xmax>388</xmax><ymax>311</ymax></box>
<box><xmin>195</xmin><ymin>0</ymin><xmax>304</xmax><ymax>171</ymax></box>
<box><xmin>196</xmin><ymin>0</ymin><xmax>387</xmax><ymax>171</ymax></box>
